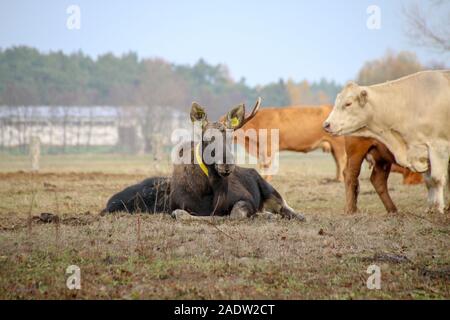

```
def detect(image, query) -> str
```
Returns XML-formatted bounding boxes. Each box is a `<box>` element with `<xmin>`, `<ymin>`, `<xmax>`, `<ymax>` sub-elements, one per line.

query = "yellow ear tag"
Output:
<box><xmin>230</xmin><ymin>117</ymin><xmax>240</xmax><ymax>128</ymax></box>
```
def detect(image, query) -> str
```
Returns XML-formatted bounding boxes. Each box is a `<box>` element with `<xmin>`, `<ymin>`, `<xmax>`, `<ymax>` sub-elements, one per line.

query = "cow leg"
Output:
<box><xmin>344</xmin><ymin>151</ymin><xmax>366</xmax><ymax>214</ymax></box>
<box><xmin>424</xmin><ymin>173</ymin><xmax>445</xmax><ymax>214</ymax></box>
<box><xmin>329</xmin><ymin>139</ymin><xmax>346</xmax><ymax>182</ymax></box>
<box><xmin>259</xmin><ymin>154</ymin><xmax>273</xmax><ymax>182</ymax></box>
<box><xmin>261</xmin><ymin>165</ymin><xmax>273</xmax><ymax>182</ymax></box>
<box><xmin>370</xmin><ymin>161</ymin><xmax>397</xmax><ymax>213</ymax></box>
<box><xmin>424</xmin><ymin>173</ymin><xmax>436</xmax><ymax>212</ymax></box>
<box><xmin>425</xmin><ymin>147</ymin><xmax>449</xmax><ymax>214</ymax></box>
<box><xmin>403</xmin><ymin>171</ymin><xmax>423</xmax><ymax>185</ymax></box>
<box><xmin>256</xmin><ymin>137</ymin><xmax>276</xmax><ymax>182</ymax></box>
<box><xmin>447</xmin><ymin>160</ymin><xmax>450</xmax><ymax>212</ymax></box>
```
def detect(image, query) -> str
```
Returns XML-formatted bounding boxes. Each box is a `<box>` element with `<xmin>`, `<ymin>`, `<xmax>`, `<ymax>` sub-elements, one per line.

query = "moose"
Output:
<box><xmin>101</xmin><ymin>177</ymin><xmax>170</xmax><ymax>214</ymax></box>
<box><xmin>102</xmin><ymin>98</ymin><xmax>305</xmax><ymax>221</ymax></box>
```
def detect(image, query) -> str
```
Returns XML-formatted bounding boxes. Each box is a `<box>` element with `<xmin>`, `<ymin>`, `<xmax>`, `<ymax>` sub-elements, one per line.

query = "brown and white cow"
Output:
<box><xmin>324</xmin><ymin>70</ymin><xmax>450</xmax><ymax>213</ymax></box>
<box><xmin>235</xmin><ymin>105</ymin><xmax>346</xmax><ymax>181</ymax></box>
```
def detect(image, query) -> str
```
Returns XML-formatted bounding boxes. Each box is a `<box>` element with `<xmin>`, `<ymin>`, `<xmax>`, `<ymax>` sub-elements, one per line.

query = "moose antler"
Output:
<box><xmin>240</xmin><ymin>97</ymin><xmax>261</xmax><ymax>127</ymax></box>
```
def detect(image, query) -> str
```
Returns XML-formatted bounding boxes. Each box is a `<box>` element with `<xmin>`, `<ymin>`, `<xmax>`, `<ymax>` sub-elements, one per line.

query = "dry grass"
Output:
<box><xmin>0</xmin><ymin>152</ymin><xmax>448</xmax><ymax>299</ymax></box>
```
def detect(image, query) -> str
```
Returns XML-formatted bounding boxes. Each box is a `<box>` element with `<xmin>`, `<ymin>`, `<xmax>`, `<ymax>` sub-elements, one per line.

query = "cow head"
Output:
<box><xmin>190</xmin><ymin>98</ymin><xmax>261</xmax><ymax>177</ymax></box>
<box><xmin>323</xmin><ymin>82</ymin><xmax>371</xmax><ymax>135</ymax></box>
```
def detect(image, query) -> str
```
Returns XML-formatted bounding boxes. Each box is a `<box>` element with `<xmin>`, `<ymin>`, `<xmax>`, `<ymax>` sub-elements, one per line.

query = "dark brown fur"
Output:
<box><xmin>169</xmin><ymin>142</ymin><xmax>298</xmax><ymax>217</ymax></box>
<box><xmin>170</xmin><ymin>99</ymin><xmax>304</xmax><ymax>220</ymax></box>
<box><xmin>101</xmin><ymin>177</ymin><xmax>170</xmax><ymax>214</ymax></box>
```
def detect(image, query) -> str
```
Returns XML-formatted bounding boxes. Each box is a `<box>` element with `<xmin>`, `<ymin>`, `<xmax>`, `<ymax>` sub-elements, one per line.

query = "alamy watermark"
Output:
<box><xmin>366</xmin><ymin>5</ymin><xmax>381</xmax><ymax>30</ymax></box>
<box><xmin>366</xmin><ymin>264</ymin><xmax>381</xmax><ymax>290</ymax></box>
<box><xmin>171</xmin><ymin>121</ymin><xmax>280</xmax><ymax>176</ymax></box>
<box><xmin>66</xmin><ymin>5</ymin><xmax>81</xmax><ymax>30</ymax></box>
<box><xmin>66</xmin><ymin>265</ymin><xmax>81</xmax><ymax>290</ymax></box>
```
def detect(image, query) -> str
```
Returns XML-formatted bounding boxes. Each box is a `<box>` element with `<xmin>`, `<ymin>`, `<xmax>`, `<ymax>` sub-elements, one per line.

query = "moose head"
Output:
<box><xmin>189</xmin><ymin>98</ymin><xmax>261</xmax><ymax>178</ymax></box>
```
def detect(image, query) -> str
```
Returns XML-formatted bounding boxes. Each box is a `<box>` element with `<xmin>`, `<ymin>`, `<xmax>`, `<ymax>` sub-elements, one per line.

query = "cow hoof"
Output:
<box><xmin>387</xmin><ymin>208</ymin><xmax>398</xmax><ymax>214</ymax></box>
<box><xmin>426</xmin><ymin>206</ymin><xmax>445</xmax><ymax>215</ymax></box>
<box><xmin>344</xmin><ymin>208</ymin><xmax>358</xmax><ymax>215</ymax></box>
<box><xmin>171</xmin><ymin>209</ymin><xmax>192</xmax><ymax>220</ymax></box>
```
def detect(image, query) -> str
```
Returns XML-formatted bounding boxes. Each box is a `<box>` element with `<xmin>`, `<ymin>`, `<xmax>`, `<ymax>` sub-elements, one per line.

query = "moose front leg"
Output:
<box><xmin>263</xmin><ymin>191</ymin><xmax>306</xmax><ymax>221</ymax></box>
<box><xmin>171</xmin><ymin>209</ymin><xmax>206</xmax><ymax>221</ymax></box>
<box><xmin>229</xmin><ymin>201</ymin><xmax>256</xmax><ymax>219</ymax></box>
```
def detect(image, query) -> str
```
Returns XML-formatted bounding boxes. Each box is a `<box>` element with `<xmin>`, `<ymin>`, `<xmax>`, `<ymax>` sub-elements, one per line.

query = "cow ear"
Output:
<box><xmin>226</xmin><ymin>104</ymin><xmax>245</xmax><ymax>129</ymax></box>
<box><xmin>358</xmin><ymin>90</ymin><xmax>368</xmax><ymax>106</ymax></box>
<box><xmin>190</xmin><ymin>102</ymin><xmax>207</xmax><ymax>124</ymax></box>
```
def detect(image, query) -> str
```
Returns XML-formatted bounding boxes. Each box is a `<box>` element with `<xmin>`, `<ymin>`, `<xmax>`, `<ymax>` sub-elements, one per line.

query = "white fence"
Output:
<box><xmin>0</xmin><ymin>106</ymin><xmax>188</xmax><ymax>154</ymax></box>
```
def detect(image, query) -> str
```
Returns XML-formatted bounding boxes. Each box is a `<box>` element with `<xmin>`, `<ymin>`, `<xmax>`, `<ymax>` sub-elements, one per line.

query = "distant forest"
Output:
<box><xmin>0</xmin><ymin>46</ymin><xmax>437</xmax><ymax>118</ymax></box>
<box><xmin>0</xmin><ymin>46</ymin><xmax>342</xmax><ymax>118</ymax></box>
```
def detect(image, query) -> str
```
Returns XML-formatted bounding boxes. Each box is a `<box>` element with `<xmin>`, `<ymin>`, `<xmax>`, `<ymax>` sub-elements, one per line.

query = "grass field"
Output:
<box><xmin>0</xmin><ymin>152</ymin><xmax>448</xmax><ymax>299</ymax></box>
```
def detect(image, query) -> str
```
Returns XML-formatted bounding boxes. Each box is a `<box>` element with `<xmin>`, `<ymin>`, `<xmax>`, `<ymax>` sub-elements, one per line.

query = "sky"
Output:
<box><xmin>0</xmin><ymin>0</ymin><xmax>447</xmax><ymax>86</ymax></box>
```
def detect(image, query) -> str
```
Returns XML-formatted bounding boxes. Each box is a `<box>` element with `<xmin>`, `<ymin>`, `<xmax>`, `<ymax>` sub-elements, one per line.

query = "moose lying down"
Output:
<box><xmin>102</xmin><ymin>98</ymin><xmax>305</xmax><ymax>221</ymax></box>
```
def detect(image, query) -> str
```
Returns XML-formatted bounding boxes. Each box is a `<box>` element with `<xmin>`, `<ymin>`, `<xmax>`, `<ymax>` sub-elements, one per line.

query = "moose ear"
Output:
<box><xmin>226</xmin><ymin>104</ymin><xmax>246</xmax><ymax>129</ymax></box>
<box><xmin>358</xmin><ymin>90</ymin><xmax>368</xmax><ymax>106</ymax></box>
<box><xmin>190</xmin><ymin>102</ymin><xmax>207</xmax><ymax>124</ymax></box>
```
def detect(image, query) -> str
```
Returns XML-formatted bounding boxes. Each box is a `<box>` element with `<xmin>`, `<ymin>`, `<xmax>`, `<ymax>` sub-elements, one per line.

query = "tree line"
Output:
<box><xmin>0</xmin><ymin>46</ymin><xmax>342</xmax><ymax>118</ymax></box>
<box><xmin>0</xmin><ymin>46</ymin><xmax>442</xmax><ymax>118</ymax></box>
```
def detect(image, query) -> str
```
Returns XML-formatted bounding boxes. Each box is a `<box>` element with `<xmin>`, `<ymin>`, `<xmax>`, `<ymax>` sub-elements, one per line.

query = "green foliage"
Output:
<box><xmin>310</xmin><ymin>78</ymin><xmax>342</xmax><ymax>103</ymax></box>
<box><xmin>0</xmin><ymin>46</ymin><xmax>342</xmax><ymax>117</ymax></box>
<box><xmin>255</xmin><ymin>79</ymin><xmax>290</xmax><ymax>106</ymax></box>
<box><xmin>356</xmin><ymin>51</ymin><xmax>424</xmax><ymax>86</ymax></box>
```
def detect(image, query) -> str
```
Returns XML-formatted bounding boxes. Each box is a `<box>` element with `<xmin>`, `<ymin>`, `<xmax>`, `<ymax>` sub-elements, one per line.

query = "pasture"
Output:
<box><xmin>0</xmin><ymin>152</ymin><xmax>448</xmax><ymax>299</ymax></box>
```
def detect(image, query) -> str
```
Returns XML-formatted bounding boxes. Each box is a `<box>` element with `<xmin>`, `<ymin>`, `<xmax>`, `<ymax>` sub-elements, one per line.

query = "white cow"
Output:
<box><xmin>323</xmin><ymin>70</ymin><xmax>450</xmax><ymax>213</ymax></box>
